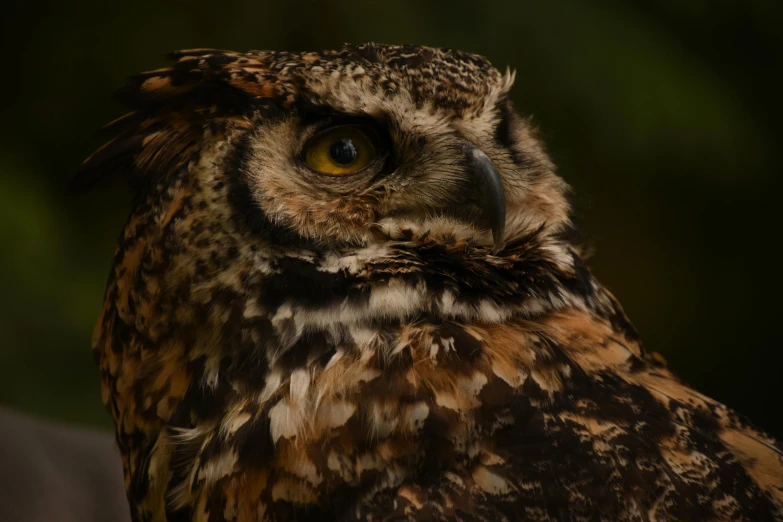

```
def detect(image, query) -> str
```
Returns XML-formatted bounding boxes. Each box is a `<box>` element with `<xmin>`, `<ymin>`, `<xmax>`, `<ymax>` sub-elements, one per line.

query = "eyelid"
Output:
<box><xmin>299</xmin><ymin>123</ymin><xmax>379</xmax><ymax>161</ymax></box>
<box><xmin>296</xmin><ymin>113</ymin><xmax>397</xmax><ymax>178</ymax></box>
<box><xmin>309</xmin><ymin>122</ymin><xmax>377</xmax><ymax>139</ymax></box>
<box><xmin>299</xmin><ymin>108</ymin><xmax>375</xmax><ymax>131</ymax></box>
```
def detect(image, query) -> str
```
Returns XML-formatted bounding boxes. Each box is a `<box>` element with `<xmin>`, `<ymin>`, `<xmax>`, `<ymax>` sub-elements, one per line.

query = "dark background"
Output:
<box><xmin>1</xmin><ymin>0</ymin><xmax>781</xmax><ymax>437</ymax></box>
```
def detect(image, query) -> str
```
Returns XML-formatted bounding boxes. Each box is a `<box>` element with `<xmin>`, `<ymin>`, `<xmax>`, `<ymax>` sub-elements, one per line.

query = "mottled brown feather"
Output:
<box><xmin>83</xmin><ymin>44</ymin><xmax>783</xmax><ymax>521</ymax></box>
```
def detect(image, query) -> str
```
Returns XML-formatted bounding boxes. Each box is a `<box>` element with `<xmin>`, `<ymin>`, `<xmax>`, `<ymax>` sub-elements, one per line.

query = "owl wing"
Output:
<box><xmin>347</xmin><ymin>314</ymin><xmax>783</xmax><ymax>522</ymax></box>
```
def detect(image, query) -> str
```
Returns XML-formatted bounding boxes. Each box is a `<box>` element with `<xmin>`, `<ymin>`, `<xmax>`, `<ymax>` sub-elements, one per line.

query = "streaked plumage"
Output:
<box><xmin>78</xmin><ymin>44</ymin><xmax>783</xmax><ymax>521</ymax></box>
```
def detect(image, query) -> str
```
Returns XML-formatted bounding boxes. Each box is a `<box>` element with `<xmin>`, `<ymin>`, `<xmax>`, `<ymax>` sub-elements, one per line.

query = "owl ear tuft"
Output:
<box><xmin>114</xmin><ymin>49</ymin><xmax>240</xmax><ymax>109</ymax></box>
<box><xmin>72</xmin><ymin>50</ymin><xmax>260</xmax><ymax>192</ymax></box>
<box><xmin>70</xmin><ymin>129</ymin><xmax>146</xmax><ymax>192</ymax></box>
<box><xmin>71</xmin><ymin>114</ymin><xmax>205</xmax><ymax>193</ymax></box>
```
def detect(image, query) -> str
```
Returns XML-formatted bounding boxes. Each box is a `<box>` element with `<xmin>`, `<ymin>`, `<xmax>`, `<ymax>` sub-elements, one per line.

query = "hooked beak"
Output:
<box><xmin>462</xmin><ymin>144</ymin><xmax>506</xmax><ymax>251</ymax></box>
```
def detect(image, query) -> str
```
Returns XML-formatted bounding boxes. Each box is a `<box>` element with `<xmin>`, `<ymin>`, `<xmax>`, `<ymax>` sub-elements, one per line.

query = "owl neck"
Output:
<box><xmin>257</xmin><ymin>229</ymin><xmax>603</xmax><ymax>325</ymax></box>
<box><xmin>97</xmin><ymin>228</ymin><xmax>642</xmax><ymax>519</ymax></box>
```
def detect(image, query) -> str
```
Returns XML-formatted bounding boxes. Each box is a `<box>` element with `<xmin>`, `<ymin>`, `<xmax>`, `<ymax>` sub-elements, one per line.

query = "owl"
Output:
<box><xmin>76</xmin><ymin>44</ymin><xmax>783</xmax><ymax>521</ymax></box>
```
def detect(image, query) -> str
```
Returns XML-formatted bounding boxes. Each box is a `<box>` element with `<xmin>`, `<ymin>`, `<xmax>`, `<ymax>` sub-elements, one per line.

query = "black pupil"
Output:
<box><xmin>329</xmin><ymin>139</ymin><xmax>358</xmax><ymax>165</ymax></box>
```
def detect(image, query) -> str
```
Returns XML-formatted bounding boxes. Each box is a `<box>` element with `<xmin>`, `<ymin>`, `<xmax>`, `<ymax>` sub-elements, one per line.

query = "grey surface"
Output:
<box><xmin>0</xmin><ymin>408</ymin><xmax>130</xmax><ymax>522</ymax></box>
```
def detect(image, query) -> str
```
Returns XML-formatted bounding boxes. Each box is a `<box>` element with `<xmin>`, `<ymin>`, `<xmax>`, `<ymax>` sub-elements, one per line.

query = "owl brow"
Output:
<box><xmin>294</xmin><ymin>98</ymin><xmax>389</xmax><ymax>125</ymax></box>
<box><xmin>293</xmin><ymin>104</ymin><xmax>397</xmax><ymax>166</ymax></box>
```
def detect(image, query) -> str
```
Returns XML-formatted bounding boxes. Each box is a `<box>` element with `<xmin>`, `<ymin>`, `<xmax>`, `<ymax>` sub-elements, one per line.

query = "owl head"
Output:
<box><xmin>78</xmin><ymin>44</ymin><xmax>570</xmax><ymax>257</ymax></box>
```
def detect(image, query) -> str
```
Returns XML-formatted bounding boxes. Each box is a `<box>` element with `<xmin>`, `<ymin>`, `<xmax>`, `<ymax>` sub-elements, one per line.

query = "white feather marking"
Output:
<box><xmin>323</xmin><ymin>349</ymin><xmax>344</xmax><ymax>371</ymax></box>
<box><xmin>434</xmin><ymin>392</ymin><xmax>460</xmax><ymax>412</ymax></box>
<box><xmin>429</xmin><ymin>342</ymin><xmax>439</xmax><ymax>362</ymax></box>
<box><xmin>402</xmin><ymin>402</ymin><xmax>430</xmax><ymax>433</ymax></box>
<box><xmin>287</xmin><ymin>456</ymin><xmax>323</xmax><ymax>486</ymax></box>
<box><xmin>316</xmin><ymin>400</ymin><xmax>356</xmax><ymax>429</ymax></box>
<box><xmin>530</xmin><ymin>370</ymin><xmax>559</xmax><ymax>392</ymax></box>
<box><xmin>472</xmin><ymin>466</ymin><xmax>513</xmax><ymax>495</ymax></box>
<box><xmin>460</xmin><ymin>371</ymin><xmax>488</xmax><ymax>396</ymax></box>
<box><xmin>368</xmin><ymin>402</ymin><xmax>399</xmax><ymax>439</ymax></box>
<box><xmin>271</xmin><ymin>302</ymin><xmax>293</xmax><ymax>325</ymax></box>
<box><xmin>492</xmin><ymin>360</ymin><xmax>528</xmax><ymax>388</ymax></box>
<box><xmin>440</xmin><ymin>290</ymin><xmax>456</xmax><ymax>314</ymax></box>
<box><xmin>390</xmin><ymin>340</ymin><xmax>409</xmax><ymax>357</ymax></box>
<box><xmin>222</xmin><ymin>411</ymin><xmax>251</xmax><ymax>436</ymax></box>
<box><xmin>289</xmin><ymin>368</ymin><xmax>310</xmax><ymax>403</ymax></box>
<box><xmin>368</xmin><ymin>283</ymin><xmax>425</xmax><ymax>318</ymax></box>
<box><xmin>477</xmin><ymin>300</ymin><xmax>509</xmax><ymax>323</ymax></box>
<box><xmin>349</xmin><ymin>325</ymin><xmax>378</xmax><ymax>348</ymax></box>
<box><xmin>258</xmin><ymin>371</ymin><xmax>283</xmax><ymax>404</ymax></box>
<box><xmin>242</xmin><ymin>298</ymin><xmax>264</xmax><ymax>319</ymax></box>
<box><xmin>197</xmin><ymin>449</ymin><xmax>238</xmax><ymax>484</ymax></box>
<box><xmin>268</xmin><ymin>397</ymin><xmax>306</xmax><ymax>443</ymax></box>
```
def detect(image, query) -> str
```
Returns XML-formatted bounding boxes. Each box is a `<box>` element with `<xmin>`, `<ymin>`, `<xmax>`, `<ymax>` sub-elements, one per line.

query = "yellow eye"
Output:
<box><xmin>303</xmin><ymin>126</ymin><xmax>377</xmax><ymax>175</ymax></box>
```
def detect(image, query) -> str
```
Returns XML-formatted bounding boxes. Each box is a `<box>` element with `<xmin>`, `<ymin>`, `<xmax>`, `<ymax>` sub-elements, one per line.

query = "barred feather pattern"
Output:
<box><xmin>84</xmin><ymin>44</ymin><xmax>783</xmax><ymax>522</ymax></box>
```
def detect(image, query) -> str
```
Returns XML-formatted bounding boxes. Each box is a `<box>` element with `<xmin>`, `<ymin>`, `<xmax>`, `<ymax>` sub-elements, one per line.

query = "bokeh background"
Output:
<box><xmin>1</xmin><ymin>0</ymin><xmax>781</xmax><ymax>437</ymax></box>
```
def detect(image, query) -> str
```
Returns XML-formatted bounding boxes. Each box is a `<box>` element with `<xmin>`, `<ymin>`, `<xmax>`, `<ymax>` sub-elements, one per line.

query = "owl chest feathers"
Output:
<box><xmin>96</xmin><ymin>205</ymin><xmax>648</xmax><ymax>520</ymax></box>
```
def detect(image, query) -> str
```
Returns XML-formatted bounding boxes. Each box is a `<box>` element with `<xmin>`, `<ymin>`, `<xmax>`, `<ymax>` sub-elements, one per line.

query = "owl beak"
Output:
<box><xmin>463</xmin><ymin>145</ymin><xmax>506</xmax><ymax>252</ymax></box>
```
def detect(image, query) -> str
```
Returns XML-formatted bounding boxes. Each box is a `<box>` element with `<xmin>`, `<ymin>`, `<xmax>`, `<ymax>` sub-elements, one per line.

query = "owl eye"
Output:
<box><xmin>303</xmin><ymin>126</ymin><xmax>377</xmax><ymax>175</ymax></box>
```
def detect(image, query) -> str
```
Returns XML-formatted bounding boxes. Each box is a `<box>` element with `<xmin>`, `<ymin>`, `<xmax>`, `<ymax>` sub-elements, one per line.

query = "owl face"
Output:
<box><xmin>236</xmin><ymin>52</ymin><xmax>569</xmax><ymax>251</ymax></box>
<box><xmin>235</xmin><ymin>62</ymin><xmax>568</xmax><ymax>251</ymax></box>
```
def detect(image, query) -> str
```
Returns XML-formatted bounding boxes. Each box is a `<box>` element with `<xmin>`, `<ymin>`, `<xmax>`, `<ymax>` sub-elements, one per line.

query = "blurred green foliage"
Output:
<box><xmin>1</xmin><ymin>0</ymin><xmax>781</xmax><ymax>435</ymax></box>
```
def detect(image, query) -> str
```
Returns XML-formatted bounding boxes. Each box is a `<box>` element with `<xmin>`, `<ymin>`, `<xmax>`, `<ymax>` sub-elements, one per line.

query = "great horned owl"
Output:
<box><xmin>76</xmin><ymin>44</ymin><xmax>783</xmax><ymax>521</ymax></box>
